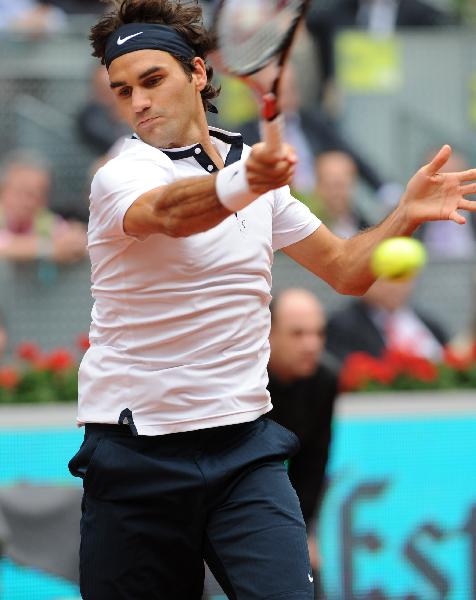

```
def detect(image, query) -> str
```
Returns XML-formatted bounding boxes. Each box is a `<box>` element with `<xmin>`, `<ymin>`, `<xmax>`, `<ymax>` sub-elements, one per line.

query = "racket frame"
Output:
<box><xmin>211</xmin><ymin>0</ymin><xmax>311</xmax><ymax>153</ymax></box>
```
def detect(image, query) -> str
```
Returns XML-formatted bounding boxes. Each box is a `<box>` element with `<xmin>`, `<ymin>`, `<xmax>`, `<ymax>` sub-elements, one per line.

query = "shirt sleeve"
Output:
<box><xmin>89</xmin><ymin>154</ymin><xmax>173</xmax><ymax>241</ymax></box>
<box><xmin>271</xmin><ymin>186</ymin><xmax>321</xmax><ymax>251</ymax></box>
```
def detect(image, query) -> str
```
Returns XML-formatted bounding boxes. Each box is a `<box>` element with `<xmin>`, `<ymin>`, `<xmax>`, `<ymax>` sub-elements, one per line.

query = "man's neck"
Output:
<box><xmin>268</xmin><ymin>365</ymin><xmax>296</xmax><ymax>385</ymax></box>
<box><xmin>202</xmin><ymin>135</ymin><xmax>225</xmax><ymax>169</ymax></box>
<box><xmin>177</xmin><ymin>111</ymin><xmax>225</xmax><ymax>169</ymax></box>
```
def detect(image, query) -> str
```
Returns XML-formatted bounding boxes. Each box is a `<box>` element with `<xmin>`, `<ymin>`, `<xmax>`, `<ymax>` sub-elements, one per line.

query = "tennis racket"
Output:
<box><xmin>211</xmin><ymin>0</ymin><xmax>311</xmax><ymax>154</ymax></box>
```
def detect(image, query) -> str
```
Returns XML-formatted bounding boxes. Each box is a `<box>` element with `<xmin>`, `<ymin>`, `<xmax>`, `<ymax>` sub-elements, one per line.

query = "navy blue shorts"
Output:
<box><xmin>68</xmin><ymin>417</ymin><xmax>314</xmax><ymax>600</ymax></box>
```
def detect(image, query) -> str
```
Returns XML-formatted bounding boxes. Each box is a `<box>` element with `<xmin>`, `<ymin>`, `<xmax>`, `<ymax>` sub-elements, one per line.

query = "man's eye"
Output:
<box><xmin>118</xmin><ymin>88</ymin><xmax>130</xmax><ymax>97</ymax></box>
<box><xmin>146</xmin><ymin>78</ymin><xmax>162</xmax><ymax>86</ymax></box>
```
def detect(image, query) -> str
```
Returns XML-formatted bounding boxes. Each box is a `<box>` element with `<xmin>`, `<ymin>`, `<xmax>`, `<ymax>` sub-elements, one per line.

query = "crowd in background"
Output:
<box><xmin>1</xmin><ymin>2</ymin><xmax>476</xmax><ymax>599</ymax></box>
<box><xmin>0</xmin><ymin>0</ymin><xmax>474</xmax><ymax>361</ymax></box>
<box><xmin>0</xmin><ymin>0</ymin><xmax>474</xmax><ymax>350</ymax></box>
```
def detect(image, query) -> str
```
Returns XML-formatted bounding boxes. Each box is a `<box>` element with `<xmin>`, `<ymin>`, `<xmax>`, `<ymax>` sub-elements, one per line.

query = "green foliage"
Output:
<box><xmin>340</xmin><ymin>347</ymin><xmax>476</xmax><ymax>393</ymax></box>
<box><xmin>0</xmin><ymin>340</ymin><xmax>84</xmax><ymax>404</ymax></box>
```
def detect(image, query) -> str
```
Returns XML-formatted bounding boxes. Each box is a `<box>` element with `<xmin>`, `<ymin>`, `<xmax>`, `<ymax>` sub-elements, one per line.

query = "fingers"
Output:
<box><xmin>248</xmin><ymin>168</ymin><xmax>295</xmax><ymax>194</ymax></box>
<box><xmin>459</xmin><ymin>198</ymin><xmax>476</xmax><ymax>211</ymax></box>
<box><xmin>245</xmin><ymin>142</ymin><xmax>298</xmax><ymax>193</ymax></box>
<box><xmin>250</xmin><ymin>142</ymin><xmax>297</xmax><ymax>165</ymax></box>
<box><xmin>425</xmin><ymin>144</ymin><xmax>452</xmax><ymax>175</ymax></box>
<box><xmin>460</xmin><ymin>182</ymin><xmax>476</xmax><ymax>196</ymax></box>
<box><xmin>459</xmin><ymin>168</ymin><xmax>476</xmax><ymax>182</ymax></box>
<box><xmin>247</xmin><ymin>156</ymin><xmax>295</xmax><ymax>177</ymax></box>
<box><xmin>448</xmin><ymin>210</ymin><xmax>466</xmax><ymax>225</ymax></box>
<box><xmin>283</xmin><ymin>144</ymin><xmax>298</xmax><ymax>164</ymax></box>
<box><xmin>247</xmin><ymin>144</ymin><xmax>296</xmax><ymax>190</ymax></box>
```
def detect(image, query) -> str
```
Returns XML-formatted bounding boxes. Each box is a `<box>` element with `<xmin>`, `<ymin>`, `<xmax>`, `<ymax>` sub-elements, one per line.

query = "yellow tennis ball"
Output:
<box><xmin>371</xmin><ymin>237</ymin><xmax>427</xmax><ymax>281</ymax></box>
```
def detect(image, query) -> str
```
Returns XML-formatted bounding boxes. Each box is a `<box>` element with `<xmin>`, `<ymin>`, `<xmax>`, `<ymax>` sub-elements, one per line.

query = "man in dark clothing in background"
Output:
<box><xmin>239</xmin><ymin>64</ymin><xmax>385</xmax><ymax>197</ymax></box>
<box><xmin>325</xmin><ymin>278</ymin><xmax>448</xmax><ymax>364</ymax></box>
<box><xmin>268</xmin><ymin>288</ymin><xmax>339</xmax><ymax>599</ymax></box>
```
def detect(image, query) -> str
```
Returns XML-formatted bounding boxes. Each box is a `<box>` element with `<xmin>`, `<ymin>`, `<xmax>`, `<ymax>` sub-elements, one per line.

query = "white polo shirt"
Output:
<box><xmin>78</xmin><ymin>127</ymin><xmax>321</xmax><ymax>435</ymax></box>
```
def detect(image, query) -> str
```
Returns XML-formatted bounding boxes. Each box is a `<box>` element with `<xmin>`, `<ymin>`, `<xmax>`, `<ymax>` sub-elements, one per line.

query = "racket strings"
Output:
<box><xmin>216</xmin><ymin>0</ymin><xmax>304</xmax><ymax>75</ymax></box>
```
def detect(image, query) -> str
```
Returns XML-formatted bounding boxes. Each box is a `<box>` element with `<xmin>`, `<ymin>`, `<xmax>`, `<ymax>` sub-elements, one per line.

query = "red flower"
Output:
<box><xmin>0</xmin><ymin>366</ymin><xmax>20</xmax><ymax>389</ymax></box>
<box><xmin>383</xmin><ymin>350</ymin><xmax>439</xmax><ymax>382</ymax></box>
<box><xmin>404</xmin><ymin>356</ymin><xmax>438</xmax><ymax>382</ymax></box>
<box><xmin>384</xmin><ymin>350</ymin><xmax>415</xmax><ymax>370</ymax></box>
<box><xmin>443</xmin><ymin>346</ymin><xmax>472</xmax><ymax>371</ymax></box>
<box><xmin>44</xmin><ymin>349</ymin><xmax>76</xmax><ymax>372</ymax></box>
<box><xmin>76</xmin><ymin>333</ymin><xmax>90</xmax><ymax>352</ymax></box>
<box><xmin>471</xmin><ymin>341</ymin><xmax>476</xmax><ymax>362</ymax></box>
<box><xmin>16</xmin><ymin>341</ymin><xmax>41</xmax><ymax>363</ymax></box>
<box><xmin>340</xmin><ymin>352</ymin><xmax>395</xmax><ymax>391</ymax></box>
<box><xmin>371</xmin><ymin>362</ymin><xmax>396</xmax><ymax>385</ymax></box>
<box><xmin>340</xmin><ymin>348</ymin><xmax>442</xmax><ymax>391</ymax></box>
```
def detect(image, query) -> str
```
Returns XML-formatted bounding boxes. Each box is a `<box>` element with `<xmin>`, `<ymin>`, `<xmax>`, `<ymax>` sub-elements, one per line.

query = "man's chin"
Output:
<box><xmin>136</xmin><ymin>126</ymin><xmax>173</xmax><ymax>149</ymax></box>
<box><xmin>293</xmin><ymin>365</ymin><xmax>317</xmax><ymax>379</ymax></box>
<box><xmin>139</xmin><ymin>132</ymin><xmax>166</xmax><ymax>148</ymax></box>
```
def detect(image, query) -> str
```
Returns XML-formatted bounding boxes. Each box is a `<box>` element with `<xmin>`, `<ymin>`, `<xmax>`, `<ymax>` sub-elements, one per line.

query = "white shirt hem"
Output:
<box><xmin>77</xmin><ymin>403</ymin><xmax>273</xmax><ymax>436</ymax></box>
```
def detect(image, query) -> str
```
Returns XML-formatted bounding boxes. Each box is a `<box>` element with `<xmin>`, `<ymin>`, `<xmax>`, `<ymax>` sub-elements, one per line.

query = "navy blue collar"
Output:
<box><xmin>132</xmin><ymin>128</ymin><xmax>244</xmax><ymax>173</ymax></box>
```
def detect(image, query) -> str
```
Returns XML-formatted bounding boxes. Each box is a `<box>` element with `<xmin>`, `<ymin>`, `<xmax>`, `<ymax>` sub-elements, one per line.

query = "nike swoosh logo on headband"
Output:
<box><xmin>117</xmin><ymin>32</ymin><xmax>144</xmax><ymax>46</ymax></box>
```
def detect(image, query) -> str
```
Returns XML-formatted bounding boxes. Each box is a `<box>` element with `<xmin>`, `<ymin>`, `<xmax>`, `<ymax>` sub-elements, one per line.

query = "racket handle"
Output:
<box><xmin>261</xmin><ymin>93</ymin><xmax>284</xmax><ymax>155</ymax></box>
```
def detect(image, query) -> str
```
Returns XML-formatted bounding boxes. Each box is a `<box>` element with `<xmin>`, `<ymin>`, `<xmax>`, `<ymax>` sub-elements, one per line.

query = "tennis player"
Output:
<box><xmin>68</xmin><ymin>1</ymin><xmax>476</xmax><ymax>599</ymax></box>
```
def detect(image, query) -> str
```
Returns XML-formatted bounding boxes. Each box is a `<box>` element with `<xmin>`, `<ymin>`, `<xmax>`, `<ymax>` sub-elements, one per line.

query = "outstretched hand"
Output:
<box><xmin>402</xmin><ymin>145</ymin><xmax>476</xmax><ymax>226</ymax></box>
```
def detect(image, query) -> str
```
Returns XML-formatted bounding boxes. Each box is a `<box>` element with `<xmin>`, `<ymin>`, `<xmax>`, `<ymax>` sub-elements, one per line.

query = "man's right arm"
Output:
<box><xmin>123</xmin><ymin>174</ymin><xmax>231</xmax><ymax>239</ymax></box>
<box><xmin>123</xmin><ymin>143</ymin><xmax>297</xmax><ymax>239</ymax></box>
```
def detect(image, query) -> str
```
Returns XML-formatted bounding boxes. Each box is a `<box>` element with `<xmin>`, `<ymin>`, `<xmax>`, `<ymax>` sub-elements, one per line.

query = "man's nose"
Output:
<box><xmin>304</xmin><ymin>334</ymin><xmax>320</xmax><ymax>353</ymax></box>
<box><xmin>132</xmin><ymin>88</ymin><xmax>152</xmax><ymax>112</ymax></box>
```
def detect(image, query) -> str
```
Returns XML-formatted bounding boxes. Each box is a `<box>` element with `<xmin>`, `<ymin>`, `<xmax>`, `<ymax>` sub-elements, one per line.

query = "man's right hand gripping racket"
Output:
<box><xmin>211</xmin><ymin>0</ymin><xmax>311</xmax><ymax>154</ymax></box>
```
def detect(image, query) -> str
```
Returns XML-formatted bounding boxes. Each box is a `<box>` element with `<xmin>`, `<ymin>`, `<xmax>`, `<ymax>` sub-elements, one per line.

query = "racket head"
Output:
<box><xmin>212</xmin><ymin>0</ymin><xmax>309</xmax><ymax>77</ymax></box>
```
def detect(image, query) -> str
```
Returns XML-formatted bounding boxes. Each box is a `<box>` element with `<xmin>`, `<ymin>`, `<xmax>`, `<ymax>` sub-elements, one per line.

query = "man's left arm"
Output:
<box><xmin>283</xmin><ymin>145</ymin><xmax>476</xmax><ymax>295</ymax></box>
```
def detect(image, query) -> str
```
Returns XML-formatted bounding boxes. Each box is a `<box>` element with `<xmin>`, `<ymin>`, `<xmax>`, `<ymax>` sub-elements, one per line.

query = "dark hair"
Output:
<box><xmin>91</xmin><ymin>0</ymin><xmax>219</xmax><ymax>113</ymax></box>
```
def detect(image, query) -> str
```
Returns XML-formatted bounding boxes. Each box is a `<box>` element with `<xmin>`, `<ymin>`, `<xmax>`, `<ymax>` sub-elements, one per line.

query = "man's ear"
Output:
<box><xmin>192</xmin><ymin>57</ymin><xmax>207</xmax><ymax>92</ymax></box>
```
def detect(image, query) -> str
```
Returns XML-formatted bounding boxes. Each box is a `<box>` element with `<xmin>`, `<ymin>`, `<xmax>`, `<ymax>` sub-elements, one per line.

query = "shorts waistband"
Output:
<box><xmin>85</xmin><ymin>423</ymin><xmax>133</xmax><ymax>435</ymax></box>
<box><xmin>84</xmin><ymin>416</ymin><xmax>267</xmax><ymax>439</ymax></box>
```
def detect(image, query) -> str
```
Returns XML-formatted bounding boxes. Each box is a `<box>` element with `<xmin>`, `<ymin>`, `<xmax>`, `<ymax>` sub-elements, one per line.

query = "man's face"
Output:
<box><xmin>0</xmin><ymin>164</ymin><xmax>50</xmax><ymax>225</ymax></box>
<box><xmin>316</xmin><ymin>153</ymin><xmax>357</xmax><ymax>218</ymax></box>
<box><xmin>0</xmin><ymin>325</ymin><xmax>6</xmax><ymax>361</ymax></box>
<box><xmin>364</xmin><ymin>278</ymin><xmax>414</xmax><ymax>312</ymax></box>
<box><xmin>269</xmin><ymin>295</ymin><xmax>326</xmax><ymax>381</ymax></box>
<box><xmin>108</xmin><ymin>49</ymin><xmax>207</xmax><ymax>148</ymax></box>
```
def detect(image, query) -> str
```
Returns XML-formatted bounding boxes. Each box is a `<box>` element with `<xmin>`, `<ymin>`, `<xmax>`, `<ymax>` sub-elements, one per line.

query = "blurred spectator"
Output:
<box><xmin>314</xmin><ymin>151</ymin><xmax>371</xmax><ymax>238</ymax></box>
<box><xmin>0</xmin><ymin>151</ymin><xmax>86</xmax><ymax>264</ymax></box>
<box><xmin>418</xmin><ymin>149</ymin><xmax>476</xmax><ymax>258</ymax></box>
<box><xmin>239</xmin><ymin>64</ymin><xmax>386</xmax><ymax>198</ymax></box>
<box><xmin>449</xmin><ymin>267</ymin><xmax>476</xmax><ymax>359</ymax></box>
<box><xmin>326</xmin><ymin>277</ymin><xmax>448</xmax><ymax>363</ymax></box>
<box><xmin>0</xmin><ymin>310</ymin><xmax>7</xmax><ymax>362</ymax></box>
<box><xmin>268</xmin><ymin>288</ymin><xmax>339</xmax><ymax>599</ymax></box>
<box><xmin>45</xmin><ymin>0</ymin><xmax>104</xmax><ymax>14</ymax></box>
<box><xmin>306</xmin><ymin>0</ymin><xmax>457</xmax><ymax>103</ymax></box>
<box><xmin>0</xmin><ymin>0</ymin><xmax>68</xmax><ymax>35</ymax></box>
<box><xmin>77</xmin><ymin>65</ymin><xmax>131</xmax><ymax>156</ymax></box>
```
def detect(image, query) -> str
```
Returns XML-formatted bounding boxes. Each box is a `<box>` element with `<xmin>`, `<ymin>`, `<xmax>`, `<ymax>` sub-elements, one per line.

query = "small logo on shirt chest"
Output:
<box><xmin>235</xmin><ymin>213</ymin><xmax>247</xmax><ymax>235</ymax></box>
